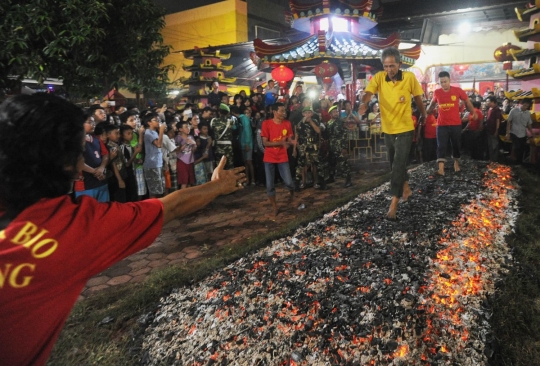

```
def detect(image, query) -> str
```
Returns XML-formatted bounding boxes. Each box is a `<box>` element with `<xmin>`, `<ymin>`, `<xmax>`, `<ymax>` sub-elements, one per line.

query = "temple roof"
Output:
<box><xmin>506</xmin><ymin>63</ymin><xmax>540</xmax><ymax>78</ymax></box>
<box><xmin>515</xmin><ymin>0</ymin><xmax>540</xmax><ymax>22</ymax></box>
<box><xmin>179</xmin><ymin>76</ymin><xmax>236</xmax><ymax>85</ymax></box>
<box><xmin>182</xmin><ymin>48</ymin><xmax>232</xmax><ymax>60</ymax></box>
<box><xmin>289</xmin><ymin>0</ymin><xmax>375</xmax><ymax>20</ymax></box>
<box><xmin>182</xmin><ymin>63</ymin><xmax>234</xmax><ymax>72</ymax></box>
<box><xmin>509</xmin><ymin>43</ymin><xmax>540</xmax><ymax>61</ymax></box>
<box><xmin>504</xmin><ymin>88</ymin><xmax>540</xmax><ymax>100</ymax></box>
<box><xmin>254</xmin><ymin>32</ymin><xmax>420</xmax><ymax>67</ymax></box>
<box><xmin>514</xmin><ymin>23</ymin><xmax>540</xmax><ymax>42</ymax></box>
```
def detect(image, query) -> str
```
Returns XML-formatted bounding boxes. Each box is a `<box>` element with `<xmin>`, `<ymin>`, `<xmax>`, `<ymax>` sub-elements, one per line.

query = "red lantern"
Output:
<box><xmin>271</xmin><ymin>65</ymin><xmax>294</xmax><ymax>87</ymax></box>
<box><xmin>322</xmin><ymin>77</ymin><xmax>333</xmax><ymax>84</ymax></box>
<box><xmin>494</xmin><ymin>43</ymin><xmax>522</xmax><ymax>62</ymax></box>
<box><xmin>314</xmin><ymin>62</ymin><xmax>338</xmax><ymax>78</ymax></box>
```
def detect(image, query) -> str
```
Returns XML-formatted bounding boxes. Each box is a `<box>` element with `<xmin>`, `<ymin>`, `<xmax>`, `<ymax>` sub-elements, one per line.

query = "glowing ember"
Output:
<box><xmin>142</xmin><ymin>162</ymin><xmax>518</xmax><ymax>365</ymax></box>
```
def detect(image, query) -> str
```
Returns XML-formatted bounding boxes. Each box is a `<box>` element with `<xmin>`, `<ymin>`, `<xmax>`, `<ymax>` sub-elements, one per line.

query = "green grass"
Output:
<box><xmin>47</xmin><ymin>173</ymin><xmax>390</xmax><ymax>365</ymax></box>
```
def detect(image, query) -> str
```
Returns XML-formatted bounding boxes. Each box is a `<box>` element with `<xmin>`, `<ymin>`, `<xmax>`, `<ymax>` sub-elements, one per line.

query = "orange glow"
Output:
<box><xmin>419</xmin><ymin>165</ymin><xmax>515</xmax><ymax>362</ymax></box>
<box><xmin>393</xmin><ymin>344</ymin><xmax>409</xmax><ymax>358</ymax></box>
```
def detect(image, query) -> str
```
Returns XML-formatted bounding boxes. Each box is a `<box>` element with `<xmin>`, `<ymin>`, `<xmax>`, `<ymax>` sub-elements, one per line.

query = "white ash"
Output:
<box><xmin>140</xmin><ymin>161</ymin><xmax>518</xmax><ymax>365</ymax></box>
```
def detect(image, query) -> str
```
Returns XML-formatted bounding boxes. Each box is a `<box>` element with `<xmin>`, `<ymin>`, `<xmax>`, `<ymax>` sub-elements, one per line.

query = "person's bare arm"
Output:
<box><xmin>414</xmin><ymin>95</ymin><xmax>427</xmax><ymax>125</ymax></box>
<box><xmin>159</xmin><ymin>157</ymin><xmax>245</xmax><ymax>224</ymax></box>
<box><xmin>262</xmin><ymin>136</ymin><xmax>288</xmax><ymax>148</ymax></box>
<box><xmin>309</xmin><ymin>119</ymin><xmax>321</xmax><ymax>134</ymax></box>
<box><xmin>464</xmin><ymin>99</ymin><xmax>477</xmax><ymax>120</ymax></box>
<box><xmin>425</xmin><ymin>99</ymin><xmax>437</xmax><ymax>115</ymax></box>
<box><xmin>358</xmin><ymin>92</ymin><xmax>373</xmax><ymax>115</ymax></box>
<box><xmin>112</xmin><ymin>162</ymin><xmax>125</xmax><ymax>188</ymax></box>
<box><xmin>152</xmin><ymin>124</ymin><xmax>166</xmax><ymax>148</ymax></box>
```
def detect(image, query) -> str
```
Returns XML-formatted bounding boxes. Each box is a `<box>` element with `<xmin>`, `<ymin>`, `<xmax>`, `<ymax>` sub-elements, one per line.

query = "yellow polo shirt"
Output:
<box><xmin>365</xmin><ymin>70</ymin><xmax>423</xmax><ymax>134</ymax></box>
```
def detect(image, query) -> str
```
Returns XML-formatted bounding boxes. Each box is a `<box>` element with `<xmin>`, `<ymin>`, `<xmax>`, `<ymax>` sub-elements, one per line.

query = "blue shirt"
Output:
<box><xmin>143</xmin><ymin>129</ymin><xmax>163</xmax><ymax>169</ymax></box>
<box><xmin>239</xmin><ymin>114</ymin><xmax>253</xmax><ymax>148</ymax></box>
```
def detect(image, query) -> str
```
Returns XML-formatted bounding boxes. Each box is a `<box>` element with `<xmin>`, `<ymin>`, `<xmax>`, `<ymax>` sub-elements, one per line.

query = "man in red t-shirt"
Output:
<box><xmin>461</xmin><ymin>101</ymin><xmax>484</xmax><ymax>159</ymax></box>
<box><xmin>426</xmin><ymin>71</ymin><xmax>476</xmax><ymax>175</ymax></box>
<box><xmin>0</xmin><ymin>94</ymin><xmax>247</xmax><ymax>366</ymax></box>
<box><xmin>261</xmin><ymin>102</ymin><xmax>296</xmax><ymax>215</ymax></box>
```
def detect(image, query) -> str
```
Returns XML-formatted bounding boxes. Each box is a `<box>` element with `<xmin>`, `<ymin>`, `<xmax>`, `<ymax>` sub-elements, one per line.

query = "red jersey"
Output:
<box><xmin>0</xmin><ymin>195</ymin><xmax>164</xmax><ymax>365</ymax></box>
<box><xmin>433</xmin><ymin>86</ymin><xmax>469</xmax><ymax>126</ymax></box>
<box><xmin>424</xmin><ymin>114</ymin><xmax>437</xmax><ymax>139</ymax></box>
<box><xmin>261</xmin><ymin>119</ymin><xmax>293</xmax><ymax>163</ymax></box>
<box><xmin>468</xmin><ymin>108</ymin><xmax>484</xmax><ymax>131</ymax></box>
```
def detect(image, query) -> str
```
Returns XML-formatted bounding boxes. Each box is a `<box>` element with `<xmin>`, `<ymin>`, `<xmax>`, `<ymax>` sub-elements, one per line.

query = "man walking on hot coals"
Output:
<box><xmin>327</xmin><ymin>105</ymin><xmax>352</xmax><ymax>188</ymax></box>
<box><xmin>359</xmin><ymin>47</ymin><xmax>426</xmax><ymax>219</ymax></box>
<box><xmin>426</xmin><ymin>71</ymin><xmax>477</xmax><ymax>175</ymax></box>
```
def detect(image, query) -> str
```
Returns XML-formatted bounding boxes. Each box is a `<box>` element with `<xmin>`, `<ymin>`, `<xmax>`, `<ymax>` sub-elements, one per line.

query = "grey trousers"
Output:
<box><xmin>487</xmin><ymin>134</ymin><xmax>499</xmax><ymax>162</ymax></box>
<box><xmin>384</xmin><ymin>131</ymin><xmax>414</xmax><ymax>198</ymax></box>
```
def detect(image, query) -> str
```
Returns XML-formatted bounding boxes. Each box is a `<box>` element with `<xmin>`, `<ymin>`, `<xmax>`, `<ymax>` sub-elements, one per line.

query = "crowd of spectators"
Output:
<box><xmin>77</xmin><ymin>80</ymin><xmax>539</xmax><ymax>204</ymax></box>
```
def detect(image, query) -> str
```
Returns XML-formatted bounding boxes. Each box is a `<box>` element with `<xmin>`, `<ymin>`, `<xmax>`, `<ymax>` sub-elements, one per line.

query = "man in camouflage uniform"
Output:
<box><xmin>210</xmin><ymin>103</ymin><xmax>236</xmax><ymax>169</ymax></box>
<box><xmin>293</xmin><ymin>106</ymin><xmax>321</xmax><ymax>189</ymax></box>
<box><xmin>328</xmin><ymin>105</ymin><xmax>352</xmax><ymax>187</ymax></box>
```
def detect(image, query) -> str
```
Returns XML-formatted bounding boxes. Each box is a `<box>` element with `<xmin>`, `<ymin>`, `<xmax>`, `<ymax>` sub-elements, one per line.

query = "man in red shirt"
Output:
<box><xmin>461</xmin><ymin>101</ymin><xmax>484</xmax><ymax>159</ymax></box>
<box><xmin>0</xmin><ymin>94</ymin><xmax>246</xmax><ymax>366</ymax></box>
<box><xmin>426</xmin><ymin>71</ymin><xmax>476</xmax><ymax>175</ymax></box>
<box><xmin>261</xmin><ymin>102</ymin><xmax>296</xmax><ymax>215</ymax></box>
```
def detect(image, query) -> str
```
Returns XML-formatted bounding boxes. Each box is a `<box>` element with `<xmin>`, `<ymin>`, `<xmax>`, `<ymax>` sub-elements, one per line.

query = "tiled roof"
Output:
<box><xmin>254</xmin><ymin>32</ymin><xmax>419</xmax><ymax>66</ymax></box>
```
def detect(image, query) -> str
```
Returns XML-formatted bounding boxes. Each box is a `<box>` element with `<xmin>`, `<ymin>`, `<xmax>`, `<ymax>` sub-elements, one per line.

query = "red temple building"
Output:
<box><xmin>507</xmin><ymin>0</ymin><xmax>540</xmax><ymax>117</ymax></box>
<box><xmin>253</xmin><ymin>0</ymin><xmax>421</xmax><ymax>97</ymax></box>
<box><xmin>179</xmin><ymin>48</ymin><xmax>236</xmax><ymax>106</ymax></box>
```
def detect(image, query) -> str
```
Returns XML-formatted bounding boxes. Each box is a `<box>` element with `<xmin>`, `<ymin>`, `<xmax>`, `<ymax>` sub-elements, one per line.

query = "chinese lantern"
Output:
<box><xmin>314</xmin><ymin>61</ymin><xmax>338</xmax><ymax>78</ymax></box>
<box><xmin>271</xmin><ymin>65</ymin><xmax>294</xmax><ymax>88</ymax></box>
<box><xmin>494</xmin><ymin>43</ymin><xmax>521</xmax><ymax>62</ymax></box>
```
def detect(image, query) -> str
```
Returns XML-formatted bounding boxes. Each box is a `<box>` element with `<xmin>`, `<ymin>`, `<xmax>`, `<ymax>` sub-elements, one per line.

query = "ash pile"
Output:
<box><xmin>141</xmin><ymin>160</ymin><xmax>518</xmax><ymax>365</ymax></box>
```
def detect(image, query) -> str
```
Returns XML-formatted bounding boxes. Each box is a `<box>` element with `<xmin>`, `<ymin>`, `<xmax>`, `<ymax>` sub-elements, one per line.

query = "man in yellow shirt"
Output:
<box><xmin>359</xmin><ymin>47</ymin><xmax>426</xmax><ymax>219</ymax></box>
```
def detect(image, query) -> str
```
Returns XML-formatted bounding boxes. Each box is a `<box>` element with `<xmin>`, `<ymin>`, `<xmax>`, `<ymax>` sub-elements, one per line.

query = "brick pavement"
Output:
<box><xmin>79</xmin><ymin>167</ymin><xmax>388</xmax><ymax>301</ymax></box>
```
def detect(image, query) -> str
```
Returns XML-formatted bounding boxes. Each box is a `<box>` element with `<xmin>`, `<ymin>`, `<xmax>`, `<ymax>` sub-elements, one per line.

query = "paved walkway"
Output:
<box><xmin>79</xmin><ymin>167</ymin><xmax>388</xmax><ymax>301</ymax></box>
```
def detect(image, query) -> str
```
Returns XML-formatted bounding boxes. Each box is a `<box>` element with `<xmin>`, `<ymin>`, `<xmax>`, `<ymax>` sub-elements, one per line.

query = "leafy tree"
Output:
<box><xmin>0</xmin><ymin>0</ymin><xmax>173</xmax><ymax>97</ymax></box>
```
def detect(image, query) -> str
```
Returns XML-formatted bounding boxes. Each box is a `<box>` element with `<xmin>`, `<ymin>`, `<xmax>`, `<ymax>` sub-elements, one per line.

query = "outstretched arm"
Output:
<box><xmin>159</xmin><ymin>157</ymin><xmax>246</xmax><ymax>224</ymax></box>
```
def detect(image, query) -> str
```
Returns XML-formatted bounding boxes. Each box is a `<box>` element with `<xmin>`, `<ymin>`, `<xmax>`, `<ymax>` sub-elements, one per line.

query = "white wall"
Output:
<box><xmin>414</xmin><ymin>29</ymin><xmax>528</xmax><ymax>73</ymax></box>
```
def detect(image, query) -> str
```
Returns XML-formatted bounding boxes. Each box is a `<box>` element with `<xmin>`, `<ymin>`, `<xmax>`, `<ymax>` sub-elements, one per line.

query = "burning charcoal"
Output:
<box><xmin>291</xmin><ymin>351</ymin><xmax>303</xmax><ymax>362</ymax></box>
<box><xmin>141</xmin><ymin>161</ymin><xmax>518</xmax><ymax>366</ymax></box>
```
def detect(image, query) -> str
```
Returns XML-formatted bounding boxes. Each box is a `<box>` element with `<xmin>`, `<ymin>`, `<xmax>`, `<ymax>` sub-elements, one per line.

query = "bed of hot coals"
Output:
<box><xmin>141</xmin><ymin>160</ymin><xmax>518</xmax><ymax>365</ymax></box>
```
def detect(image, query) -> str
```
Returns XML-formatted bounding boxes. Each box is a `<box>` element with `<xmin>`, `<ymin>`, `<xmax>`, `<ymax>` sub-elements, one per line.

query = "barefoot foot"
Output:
<box><xmin>387</xmin><ymin>197</ymin><xmax>399</xmax><ymax>220</ymax></box>
<box><xmin>401</xmin><ymin>182</ymin><xmax>412</xmax><ymax>202</ymax></box>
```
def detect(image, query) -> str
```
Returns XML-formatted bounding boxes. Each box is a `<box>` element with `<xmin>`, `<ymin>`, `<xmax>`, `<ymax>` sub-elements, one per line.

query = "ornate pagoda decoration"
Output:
<box><xmin>505</xmin><ymin>0</ymin><xmax>540</xmax><ymax>118</ymax></box>
<box><xmin>253</xmin><ymin>0</ymin><xmax>421</xmax><ymax>87</ymax></box>
<box><xmin>179</xmin><ymin>47</ymin><xmax>236</xmax><ymax>105</ymax></box>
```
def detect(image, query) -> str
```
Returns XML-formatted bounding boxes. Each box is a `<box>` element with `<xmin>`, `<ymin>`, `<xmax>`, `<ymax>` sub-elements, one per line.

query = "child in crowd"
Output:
<box><xmin>76</xmin><ymin>111</ymin><xmax>110</xmax><ymax>202</ymax></box>
<box><xmin>142</xmin><ymin>113</ymin><xmax>166</xmax><ymax>198</ymax></box>
<box><xmin>120</xmin><ymin>111</ymin><xmax>146</xmax><ymax>200</ymax></box>
<box><xmin>197</xmin><ymin>124</ymin><xmax>214</xmax><ymax>181</ymax></box>
<box><xmin>119</xmin><ymin>124</ymin><xmax>141</xmax><ymax>202</ymax></box>
<box><xmin>193</xmin><ymin>136</ymin><xmax>209</xmax><ymax>185</ymax></box>
<box><xmin>239</xmin><ymin>106</ymin><xmax>255</xmax><ymax>185</ymax></box>
<box><xmin>162</xmin><ymin>124</ymin><xmax>179</xmax><ymax>193</ymax></box>
<box><xmin>175</xmin><ymin>121</ymin><xmax>196</xmax><ymax>189</ymax></box>
<box><xmin>105</xmin><ymin>124</ymin><xmax>127</xmax><ymax>202</ymax></box>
